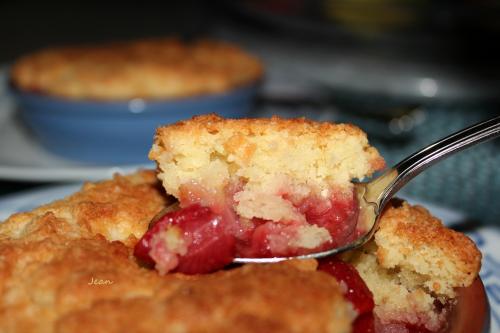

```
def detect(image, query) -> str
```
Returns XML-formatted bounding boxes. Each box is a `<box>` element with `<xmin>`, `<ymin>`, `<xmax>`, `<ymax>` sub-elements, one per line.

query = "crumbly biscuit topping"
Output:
<box><xmin>375</xmin><ymin>202</ymin><xmax>481</xmax><ymax>295</ymax></box>
<box><xmin>344</xmin><ymin>201</ymin><xmax>482</xmax><ymax>331</ymax></box>
<box><xmin>150</xmin><ymin>114</ymin><xmax>385</xmax><ymax>223</ymax></box>
<box><xmin>0</xmin><ymin>170</ymin><xmax>170</xmax><ymax>246</ymax></box>
<box><xmin>11</xmin><ymin>38</ymin><xmax>263</xmax><ymax>100</ymax></box>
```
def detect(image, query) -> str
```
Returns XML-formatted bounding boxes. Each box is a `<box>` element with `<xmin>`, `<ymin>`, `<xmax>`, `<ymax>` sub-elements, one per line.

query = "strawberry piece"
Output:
<box><xmin>318</xmin><ymin>257</ymin><xmax>374</xmax><ymax>315</ymax></box>
<box><xmin>134</xmin><ymin>204</ymin><xmax>236</xmax><ymax>274</ymax></box>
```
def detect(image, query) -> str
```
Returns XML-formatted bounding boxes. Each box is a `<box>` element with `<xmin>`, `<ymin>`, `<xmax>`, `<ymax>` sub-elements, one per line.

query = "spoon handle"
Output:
<box><xmin>376</xmin><ymin>115</ymin><xmax>500</xmax><ymax>210</ymax></box>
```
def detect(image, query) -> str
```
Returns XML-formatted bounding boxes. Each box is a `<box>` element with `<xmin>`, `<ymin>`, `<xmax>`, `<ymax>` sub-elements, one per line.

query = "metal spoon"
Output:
<box><xmin>234</xmin><ymin>115</ymin><xmax>500</xmax><ymax>263</ymax></box>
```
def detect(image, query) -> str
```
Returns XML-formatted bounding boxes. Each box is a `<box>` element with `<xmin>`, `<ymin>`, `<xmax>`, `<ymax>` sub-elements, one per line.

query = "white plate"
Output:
<box><xmin>0</xmin><ymin>67</ymin><xmax>153</xmax><ymax>182</ymax></box>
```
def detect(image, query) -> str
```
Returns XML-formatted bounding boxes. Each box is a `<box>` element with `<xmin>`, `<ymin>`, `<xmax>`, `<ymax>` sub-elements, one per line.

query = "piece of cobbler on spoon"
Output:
<box><xmin>134</xmin><ymin>114</ymin><xmax>385</xmax><ymax>274</ymax></box>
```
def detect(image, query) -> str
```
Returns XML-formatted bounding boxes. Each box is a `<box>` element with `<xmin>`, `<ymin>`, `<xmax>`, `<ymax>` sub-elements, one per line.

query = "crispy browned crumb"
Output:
<box><xmin>11</xmin><ymin>38</ymin><xmax>263</xmax><ymax>100</ymax></box>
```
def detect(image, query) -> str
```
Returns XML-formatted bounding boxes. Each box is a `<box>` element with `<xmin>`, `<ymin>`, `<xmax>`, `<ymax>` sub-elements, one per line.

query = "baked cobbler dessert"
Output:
<box><xmin>10</xmin><ymin>38</ymin><xmax>263</xmax><ymax>100</ymax></box>
<box><xmin>0</xmin><ymin>116</ymin><xmax>482</xmax><ymax>333</ymax></box>
<box><xmin>136</xmin><ymin>114</ymin><xmax>386</xmax><ymax>274</ymax></box>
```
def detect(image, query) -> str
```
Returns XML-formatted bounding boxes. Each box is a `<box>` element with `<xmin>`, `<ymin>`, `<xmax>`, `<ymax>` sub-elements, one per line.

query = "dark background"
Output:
<box><xmin>0</xmin><ymin>0</ymin><xmax>499</xmax><ymax>225</ymax></box>
<box><xmin>0</xmin><ymin>1</ymin><xmax>213</xmax><ymax>63</ymax></box>
<box><xmin>2</xmin><ymin>0</ymin><xmax>500</xmax><ymax>64</ymax></box>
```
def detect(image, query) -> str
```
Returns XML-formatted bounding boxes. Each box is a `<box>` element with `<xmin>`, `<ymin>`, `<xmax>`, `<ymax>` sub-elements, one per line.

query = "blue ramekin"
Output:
<box><xmin>10</xmin><ymin>84</ymin><xmax>259</xmax><ymax>165</ymax></box>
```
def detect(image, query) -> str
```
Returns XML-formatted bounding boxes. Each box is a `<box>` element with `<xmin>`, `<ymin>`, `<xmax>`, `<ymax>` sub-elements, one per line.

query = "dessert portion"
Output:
<box><xmin>0</xmin><ymin>115</ymin><xmax>483</xmax><ymax>332</ymax></box>
<box><xmin>10</xmin><ymin>38</ymin><xmax>263</xmax><ymax>100</ymax></box>
<box><xmin>0</xmin><ymin>171</ymin><xmax>482</xmax><ymax>333</ymax></box>
<box><xmin>343</xmin><ymin>201</ymin><xmax>482</xmax><ymax>332</ymax></box>
<box><xmin>137</xmin><ymin>115</ymin><xmax>385</xmax><ymax>273</ymax></box>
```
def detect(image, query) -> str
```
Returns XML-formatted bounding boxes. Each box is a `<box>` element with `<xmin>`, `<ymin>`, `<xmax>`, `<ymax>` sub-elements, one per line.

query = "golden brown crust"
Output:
<box><xmin>380</xmin><ymin>202</ymin><xmax>481</xmax><ymax>268</ymax></box>
<box><xmin>151</xmin><ymin>114</ymin><xmax>385</xmax><ymax>229</ymax></box>
<box><xmin>157</xmin><ymin>114</ymin><xmax>373</xmax><ymax>146</ymax></box>
<box><xmin>151</xmin><ymin>114</ymin><xmax>385</xmax><ymax>206</ymax></box>
<box><xmin>376</xmin><ymin>201</ymin><xmax>481</xmax><ymax>291</ymax></box>
<box><xmin>153</xmin><ymin>114</ymin><xmax>385</xmax><ymax>170</ymax></box>
<box><xmin>0</xmin><ymin>171</ymin><xmax>483</xmax><ymax>333</ymax></box>
<box><xmin>0</xmin><ymin>170</ymin><xmax>171</xmax><ymax>247</ymax></box>
<box><xmin>150</xmin><ymin>115</ymin><xmax>385</xmax><ymax>232</ymax></box>
<box><xmin>343</xmin><ymin>201</ymin><xmax>482</xmax><ymax>331</ymax></box>
<box><xmin>56</xmin><ymin>262</ymin><xmax>352</xmax><ymax>333</ymax></box>
<box><xmin>0</xmin><ymin>234</ymin><xmax>182</xmax><ymax>332</ymax></box>
<box><xmin>0</xmin><ymin>234</ymin><xmax>351</xmax><ymax>333</ymax></box>
<box><xmin>11</xmin><ymin>38</ymin><xmax>263</xmax><ymax>100</ymax></box>
<box><xmin>0</xmin><ymin>171</ymin><xmax>351</xmax><ymax>333</ymax></box>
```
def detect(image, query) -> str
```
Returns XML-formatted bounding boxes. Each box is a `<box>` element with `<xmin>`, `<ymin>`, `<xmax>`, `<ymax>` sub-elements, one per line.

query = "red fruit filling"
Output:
<box><xmin>319</xmin><ymin>257</ymin><xmax>376</xmax><ymax>333</ymax></box>
<box><xmin>354</xmin><ymin>314</ymin><xmax>376</xmax><ymax>333</ymax></box>
<box><xmin>319</xmin><ymin>257</ymin><xmax>375</xmax><ymax>315</ymax></box>
<box><xmin>296</xmin><ymin>192</ymin><xmax>359</xmax><ymax>247</ymax></box>
<box><xmin>134</xmin><ymin>204</ymin><xmax>236</xmax><ymax>274</ymax></box>
<box><xmin>135</xmin><ymin>185</ymin><xmax>362</xmax><ymax>274</ymax></box>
